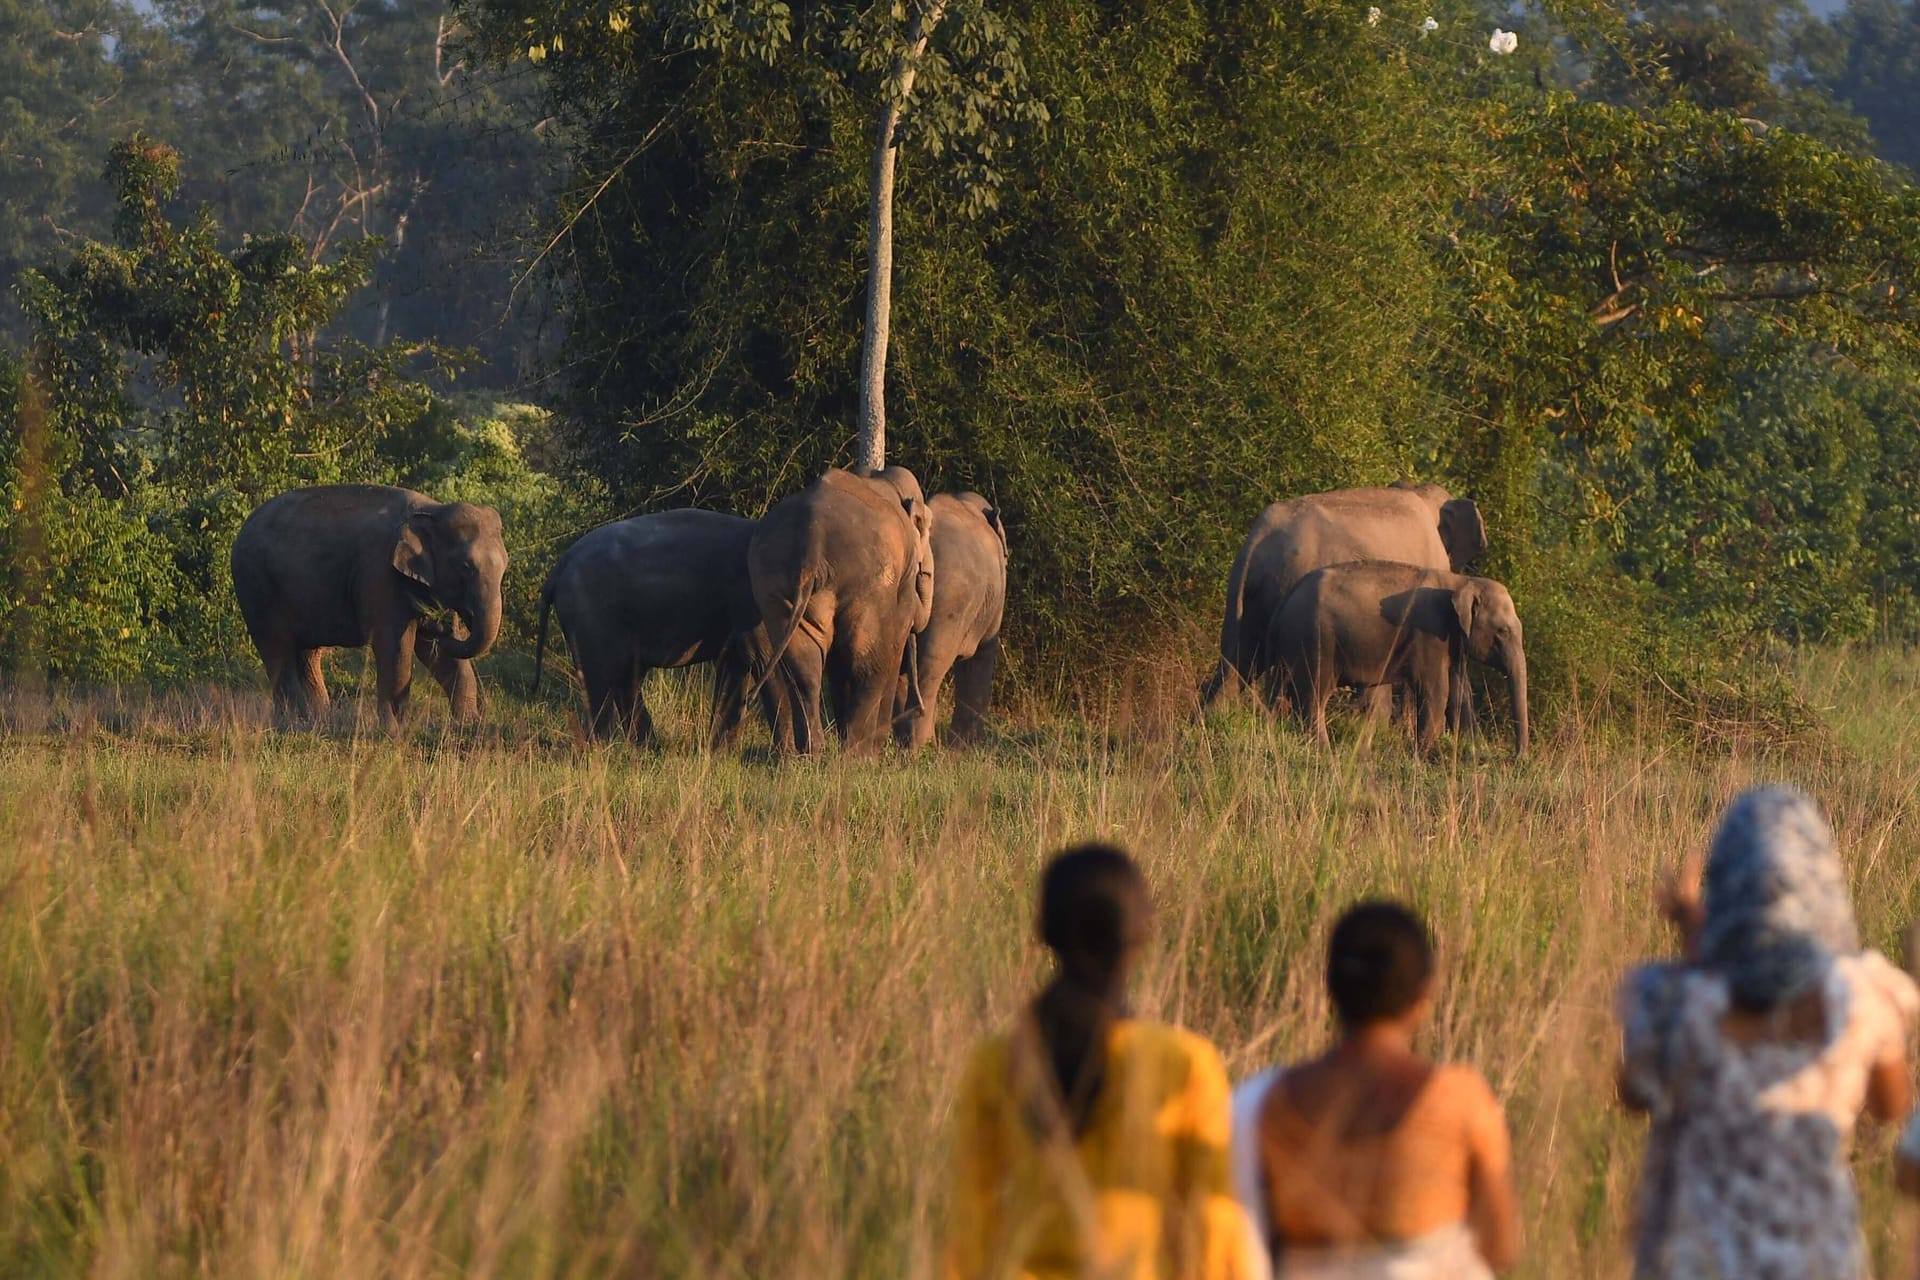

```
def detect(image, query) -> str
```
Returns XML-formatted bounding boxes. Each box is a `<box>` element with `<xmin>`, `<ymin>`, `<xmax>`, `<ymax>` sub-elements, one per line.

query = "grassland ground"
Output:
<box><xmin>4</xmin><ymin>649</ymin><xmax>1920</xmax><ymax>1277</ymax></box>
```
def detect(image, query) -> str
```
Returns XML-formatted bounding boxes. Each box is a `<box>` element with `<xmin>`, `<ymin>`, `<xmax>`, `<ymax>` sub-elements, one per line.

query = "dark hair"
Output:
<box><xmin>1326</xmin><ymin>900</ymin><xmax>1435</xmax><ymax>1029</ymax></box>
<box><xmin>1029</xmin><ymin>843</ymin><xmax>1152</xmax><ymax>1136</ymax></box>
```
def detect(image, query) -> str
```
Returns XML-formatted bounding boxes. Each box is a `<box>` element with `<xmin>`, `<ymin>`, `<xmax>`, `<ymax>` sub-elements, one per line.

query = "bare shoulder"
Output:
<box><xmin>1839</xmin><ymin>950</ymin><xmax>1920</xmax><ymax>1024</ymax></box>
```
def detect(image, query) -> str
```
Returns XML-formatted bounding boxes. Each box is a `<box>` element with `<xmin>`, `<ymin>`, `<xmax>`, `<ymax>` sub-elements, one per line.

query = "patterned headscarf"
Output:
<box><xmin>1698</xmin><ymin>785</ymin><xmax>1859</xmax><ymax>1011</ymax></box>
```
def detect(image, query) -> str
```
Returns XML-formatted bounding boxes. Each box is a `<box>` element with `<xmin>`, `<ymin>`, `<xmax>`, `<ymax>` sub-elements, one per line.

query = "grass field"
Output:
<box><xmin>4</xmin><ymin>650</ymin><xmax>1920</xmax><ymax>1278</ymax></box>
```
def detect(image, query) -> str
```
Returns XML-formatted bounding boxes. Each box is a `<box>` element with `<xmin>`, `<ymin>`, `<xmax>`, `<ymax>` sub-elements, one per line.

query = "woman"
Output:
<box><xmin>1230</xmin><ymin>900</ymin><xmax>1520</xmax><ymax>1278</ymax></box>
<box><xmin>1618</xmin><ymin>784</ymin><xmax>1917</xmax><ymax>1280</ymax></box>
<box><xmin>942</xmin><ymin>843</ymin><xmax>1267</xmax><ymax>1280</ymax></box>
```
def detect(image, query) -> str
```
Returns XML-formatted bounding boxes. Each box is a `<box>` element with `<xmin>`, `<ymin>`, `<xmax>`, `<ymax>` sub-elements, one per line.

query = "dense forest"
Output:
<box><xmin>5</xmin><ymin>0</ymin><xmax>1920</xmax><ymax>712</ymax></box>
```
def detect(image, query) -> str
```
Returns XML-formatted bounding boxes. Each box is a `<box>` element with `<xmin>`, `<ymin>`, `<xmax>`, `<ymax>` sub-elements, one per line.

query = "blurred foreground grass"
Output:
<box><xmin>3</xmin><ymin>651</ymin><xmax>1920</xmax><ymax>1277</ymax></box>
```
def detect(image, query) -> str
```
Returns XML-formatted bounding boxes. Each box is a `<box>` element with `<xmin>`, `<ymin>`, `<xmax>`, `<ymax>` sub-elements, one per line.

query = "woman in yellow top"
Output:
<box><xmin>1230</xmin><ymin>900</ymin><xmax>1520</xmax><ymax>1279</ymax></box>
<box><xmin>944</xmin><ymin>843</ymin><xmax>1268</xmax><ymax>1280</ymax></box>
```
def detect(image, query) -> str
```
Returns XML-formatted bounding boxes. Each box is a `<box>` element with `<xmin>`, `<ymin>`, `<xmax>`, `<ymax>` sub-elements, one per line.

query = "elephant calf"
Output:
<box><xmin>535</xmin><ymin>509</ymin><xmax>780</xmax><ymax>747</ymax></box>
<box><xmin>231</xmin><ymin>485</ymin><xmax>507</xmax><ymax>728</ymax></box>
<box><xmin>1204</xmin><ymin>483</ymin><xmax>1487</xmax><ymax>705</ymax></box>
<box><xmin>894</xmin><ymin>492</ymin><xmax>1007</xmax><ymax>748</ymax></box>
<box><xmin>1266</xmin><ymin>562</ymin><xmax>1528</xmax><ymax>757</ymax></box>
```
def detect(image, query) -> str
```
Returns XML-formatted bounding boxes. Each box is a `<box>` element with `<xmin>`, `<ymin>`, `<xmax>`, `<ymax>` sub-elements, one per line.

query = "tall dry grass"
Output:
<box><xmin>4</xmin><ymin>651</ymin><xmax>1920</xmax><ymax>1278</ymax></box>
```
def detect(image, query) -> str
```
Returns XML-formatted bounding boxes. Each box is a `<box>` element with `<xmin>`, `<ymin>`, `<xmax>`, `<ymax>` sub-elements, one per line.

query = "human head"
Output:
<box><xmin>1699</xmin><ymin>784</ymin><xmax>1858</xmax><ymax>1013</ymax></box>
<box><xmin>1327</xmin><ymin>900</ymin><xmax>1436</xmax><ymax>1031</ymax></box>
<box><xmin>1037</xmin><ymin>843</ymin><xmax>1152</xmax><ymax>991</ymax></box>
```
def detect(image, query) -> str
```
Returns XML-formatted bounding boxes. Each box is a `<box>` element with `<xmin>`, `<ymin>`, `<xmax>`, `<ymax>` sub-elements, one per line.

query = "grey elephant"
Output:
<box><xmin>1266</xmin><ymin>562</ymin><xmax>1528</xmax><ymax>757</ymax></box>
<box><xmin>1202</xmin><ymin>483</ymin><xmax>1487</xmax><ymax>705</ymax></box>
<box><xmin>231</xmin><ymin>485</ymin><xmax>507</xmax><ymax>727</ymax></box>
<box><xmin>893</xmin><ymin>492</ymin><xmax>1007</xmax><ymax>748</ymax></box>
<box><xmin>533</xmin><ymin>509</ymin><xmax>784</xmax><ymax>747</ymax></box>
<box><xmin>749</xmin><ymin>466</ymin><xmax>934</xmax><ymax>754</ymax></box>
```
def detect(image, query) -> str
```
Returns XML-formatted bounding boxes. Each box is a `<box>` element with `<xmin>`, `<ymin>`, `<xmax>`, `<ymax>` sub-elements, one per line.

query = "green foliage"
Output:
<box><xmin>0</xmin><ymin>137</ymin><xmax>475</xmax><ymax>681</ymax></box>
<box><xmin>1813</xmin><ymin>0</ymin><xmax>1920</xmax><ymax>172</ymax></box>
<box><xmin>380</xmin><ymin>394</ymin><xmax>609</xmax><ymax>640</ymax></box>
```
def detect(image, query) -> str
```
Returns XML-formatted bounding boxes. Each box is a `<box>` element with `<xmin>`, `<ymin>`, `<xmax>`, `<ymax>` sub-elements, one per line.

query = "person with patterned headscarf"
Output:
<box><xmin>1617</xmin><ymin>784</ymin><xmax>1917</xmax><ymax>1280</ymax></box>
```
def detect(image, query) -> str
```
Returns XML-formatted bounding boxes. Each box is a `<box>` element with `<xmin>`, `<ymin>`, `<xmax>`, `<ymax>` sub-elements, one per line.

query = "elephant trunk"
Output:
<box><xmin>437</xmin><ymin>584</ymin><xmax>502</xmax><ymax>661</ymax></box>
<box><xmin>1506</xmin><ymin>649</ymin><xmax>1529</xmax><ymax>758</ymax></box>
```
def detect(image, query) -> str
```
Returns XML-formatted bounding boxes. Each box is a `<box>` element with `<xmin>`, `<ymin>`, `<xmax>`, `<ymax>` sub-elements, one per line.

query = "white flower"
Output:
<box><xmin>1421</xmin><ymin>15</ymin><xmax>1438</xmax><ymax>32</ymax></box>
<box><xmin>1367</xmin><ymin>6</ymin><xmax>1382</xmax><ymax>26</ymax></box>
<box><xmin>1489</xmin><ymin>28</ymin><xmax>1518</xmax><ymax>54</ymax></box>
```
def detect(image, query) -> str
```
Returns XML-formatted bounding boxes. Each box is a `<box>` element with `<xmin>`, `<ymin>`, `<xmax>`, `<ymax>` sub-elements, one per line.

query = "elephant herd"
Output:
<box><xmin>226</xmin><ymin>473</ymin><xmax>1526</xmax><ymax>756</ymax></box>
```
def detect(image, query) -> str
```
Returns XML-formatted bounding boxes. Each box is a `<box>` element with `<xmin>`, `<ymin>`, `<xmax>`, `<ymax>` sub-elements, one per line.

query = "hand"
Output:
<box><xmin>1659</xmin><ymin>849</ymin><xmax>1705</xmax><ymax>958</ymax></box>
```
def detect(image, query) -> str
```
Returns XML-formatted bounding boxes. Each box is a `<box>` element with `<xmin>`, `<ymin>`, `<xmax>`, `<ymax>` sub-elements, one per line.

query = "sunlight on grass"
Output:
<box><xmin>3</xmin><ymin>654</ymin><xmax>1920</xmax><ymax>1276</ymax></box>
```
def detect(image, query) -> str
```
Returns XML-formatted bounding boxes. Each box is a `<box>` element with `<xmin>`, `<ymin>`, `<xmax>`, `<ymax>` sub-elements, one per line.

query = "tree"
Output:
<box><xmin>0</xmin><ymin>0</ymin><xmax>177</xmax><ymax>344</ymax></box>
<box><xmin>153</xmin><ymin>0</ymin><xmax>559</xmax><ymax>383</ymax></box>
<box><xmin>1815</xmin><ymin>0</ymin><xmax>1920</xmax><ymax>172</ymax></box>
<box><xmin>3</xmin><ymin>136</ymin><xmax>454</xmax><ymax>677</ymax></box>
<box><xmin>462</xmin><ymin>0</ymin><xmax>1043</xmax><ymax>468</ymax></box>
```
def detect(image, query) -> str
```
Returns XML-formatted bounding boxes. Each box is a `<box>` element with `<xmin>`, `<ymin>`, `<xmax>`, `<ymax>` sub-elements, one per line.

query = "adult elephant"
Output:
<box><xmin>231</xmin><ymin>485</ymin><xmax>507</xmax><ymax>727</ymax></box>
<box><xmin>1200</xmin><ymin>482</ymin><xmax>1486</xmax><ymax>705</ymax></box>
<box><xmin>749</xmin><ymin>466</ymin><xmax>934</xmax><ymax>754</ymax></box>
<box><xmin>894</xmin><ymin>492</ymin><xmax>1007</xmax><ymax>749</ymax></box>
<box><xmin>1266</xmin><ymin>562</ymin><xmax>1528</xmax><ymax>757</ymax></box>
<box><xmin>533</xmin><ymin>509</ymin><xmax>782</xmax><ymax>747</ymax></box>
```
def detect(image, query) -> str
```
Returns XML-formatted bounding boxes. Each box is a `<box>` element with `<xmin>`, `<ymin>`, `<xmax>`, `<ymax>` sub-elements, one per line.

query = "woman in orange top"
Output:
<box><xmin>1230</xmin><ymin>901</ymin><xmax>1519</xmax><ymax>1279</ymax></box>
<box><xmin>943</xmin><ymin>843</ymin><xmax>1268</xmax><ymax>1280</ymax></box>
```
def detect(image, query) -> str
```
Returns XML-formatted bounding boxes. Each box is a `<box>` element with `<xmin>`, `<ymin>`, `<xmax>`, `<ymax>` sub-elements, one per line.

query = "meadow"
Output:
<box><xmin>4</xmin><ymin>650</ymin><xmax>1920</xmax><ymax>1278</ymax></box>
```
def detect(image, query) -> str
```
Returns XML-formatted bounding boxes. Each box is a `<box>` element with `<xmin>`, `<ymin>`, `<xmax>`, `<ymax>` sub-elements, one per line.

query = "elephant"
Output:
<box><xmin>533</xmin><ymin>509</ymin><xmax>784</xmax><ymax>747</ymax></box>
<box><xmin>749</xmin><ymin>466</ymin><xmax>935</xmax><ymax>754</ymax></box>
<box><xmin>893</xmin><ymin>492</ymin><xmax>1007</xmax><ymax>748</ymax></box>
<box><xmin>1201</xmin><ymin>483</ymin><xmax>1487</xmax><ymax>706</ymax></box>
<box><xmin>231</xmin><ymin>485</ymin><xmax>507</xmax><ymax>727</ymax></box>
<box><xmin>1265</xmin><ymin>562</ymin><xmax>1528</xmax><ymax>757</ymax></box>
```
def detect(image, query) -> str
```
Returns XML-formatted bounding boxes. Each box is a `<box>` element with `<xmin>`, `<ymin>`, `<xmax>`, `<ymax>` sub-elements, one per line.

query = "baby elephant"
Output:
<box><xmin>1267</xmin><ymin>562</ymin><xmax>1528</xmax><ymax>757</ymax></box>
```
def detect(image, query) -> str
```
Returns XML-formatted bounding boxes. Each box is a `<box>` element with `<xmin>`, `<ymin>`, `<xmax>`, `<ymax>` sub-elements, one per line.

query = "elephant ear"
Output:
<box><xmin>1451</xmin><ymin>580</ymin><xmax>1479</xmax><ymax>641</ymax></box>
<box><xmin>1439</xmin><ymin>498</ymin><xmax>1487</xmax><ymax>570</ymax></box>
<box><xmin>392</xmin><ymin>512</ymin><xmax>436</xmax><ymax>588</ymax></box>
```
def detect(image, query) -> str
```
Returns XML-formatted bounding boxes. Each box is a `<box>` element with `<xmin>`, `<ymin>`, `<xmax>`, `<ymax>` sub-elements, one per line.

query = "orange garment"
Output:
<box><xmin>1257</xmin><ymin>1063</ymin><xmax>1508</xmax><ymax>1248</ymax></box>
<box><xmin>943</xmin><ymin>1018</ymin><xmax>1268</xmax><ymax>1280</ymax></box>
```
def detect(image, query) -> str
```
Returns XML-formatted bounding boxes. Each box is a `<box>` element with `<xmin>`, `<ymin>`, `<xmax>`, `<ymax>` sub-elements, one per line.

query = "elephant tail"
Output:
<box><xmin>1201</xmin><ymin>531</ymin><xmax>1258</xmax><ymax>708</ymax></box>
<box><xmin>746</xmin><ymin>570</ymin><xmax>817</xmax><ymax>705</ymax></box>
<box><xmin>532</xmin><ymin>574</ymin><xmax>557</xmax><ymax>695</ymax></box>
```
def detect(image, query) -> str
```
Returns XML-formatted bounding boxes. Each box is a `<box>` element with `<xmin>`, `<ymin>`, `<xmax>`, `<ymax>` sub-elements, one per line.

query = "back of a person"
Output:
<box><xmin>1258</xmin><ymin>1063</ymin><xmax>1496</xmax><ymax>1250</ymax></box>
<box><xmin>944</xmin><ymin>845</ymin><xmax>1265</xmax><ymax>1280</ymax></box>
<box><xmin>955</xmin><ymin>1018</ymin><xmax>1230</xmax><ymax>1280</ymax></box>
<box><xmin>1622</xmin><ymin>953</ymin><xmax>1915</xmax><ymax>1280</ymax></box>
<box><xmin>1617</xmin><ymin>786</ymin><xmax>1919</xmax><ymax>1280</ymax></box>
<box><xmin>1232</xmin><ymin>901</ymin><xmax>1518</xmax><ymax>1280</ymax></box>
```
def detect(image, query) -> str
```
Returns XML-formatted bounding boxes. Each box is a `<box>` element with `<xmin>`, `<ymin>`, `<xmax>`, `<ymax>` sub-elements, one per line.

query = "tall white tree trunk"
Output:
<box><xmin>855</xmin><ymin>1</ymin><xmax>945</xmax><ymax>475</ymax></box>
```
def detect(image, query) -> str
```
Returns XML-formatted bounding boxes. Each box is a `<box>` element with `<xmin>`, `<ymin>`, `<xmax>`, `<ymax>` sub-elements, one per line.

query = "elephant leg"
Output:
<box><xmin>824</xmin><ymin>643</ymin><xmax>857</xmax><ymax>742</ymax></box>
<box><xmin>779</xmin><ymin>638</ymin><xmax>828</xmax><ymax>755</ymax></box>
<box><xmin>271</xmin><ymin>646</ymin><xmax>327</xmax><ymax>726</ymax></box>
<box><xmin>898</xmin><ymin>643</ymin><xmax>956</xmax><ymax>750</ymax></box>
<box><xmin>1447</xmin><ymin>666</ymin><xmax>1477</xmax><ymax>736</ymax></box>
<box><xmin>293</xmin><ymin>649</ymin><xmax>329</xmax><ymax>722</ymax></box>
<box><xmin>1413</xmin><ymin>679</ymin><xmax>1444</xmax><ymax>755</ymax></box>
<box><xmin>1358</xmin><ymin>684</ymin><xmax>1396</xmax><ymax>725</ymax></box>
<box><xmin>733</xmin><ymin>628</ymin><xmax>796</xmax><ymax>752</ymax></box>
<box><xmin>840</xmin><ymin>627</ymin><xmax>908</xmax><ymax>755</ymax></box>
<box><xmin>371</xmin><ymin>626</ymin><xmax>416</xmax><ymax>730</ymax></box>
<box><xmin>420</xmin><ymin>638</ymin><xmax>480</xmax><ymax>722</ymax></box>
<box><xmin>1294</xmin><ymin>657</ymin><xmax>1332</xmax><ymax>749</ymax></box>
<box><xmin>947</xmin><ymin>636</ymin><xmax>999</xmax><ymax>745</ymax></box>
<box><xmin>842</xmin><ymin>667</ymin><xmax>895</xmax><ymax>754</ymax></box>
<box><xmin>708</xmin><ymin>644</ymin><xmax>751</xmax><ymax>750</ymax></box>
<box><xmin>626</xmin><ymin>674</ymin><xmax>656</xmax><ymax>747</ymax></box>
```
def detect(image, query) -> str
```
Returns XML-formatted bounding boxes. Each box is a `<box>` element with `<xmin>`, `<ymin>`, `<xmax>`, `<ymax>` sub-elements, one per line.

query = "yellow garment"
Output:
<box><xmin>943</xmin><ymin>1017</ymin><xmax>1268</xmax><ymax>1280</ymax></box>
